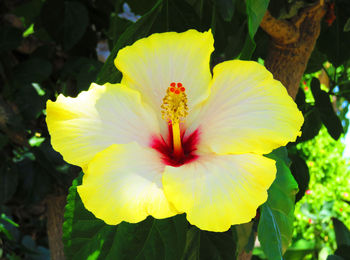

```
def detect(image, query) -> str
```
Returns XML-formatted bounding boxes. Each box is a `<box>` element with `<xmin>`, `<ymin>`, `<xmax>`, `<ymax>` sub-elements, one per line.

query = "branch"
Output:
<box><xmin>260</xmin><ymin>0</ymin><xmax>326</xmax><ymax>45</ymax></box>
<box><xmin>260</xmin><ymin>11</ymin><xmax>299</xmax><ymax>45</ymax></box>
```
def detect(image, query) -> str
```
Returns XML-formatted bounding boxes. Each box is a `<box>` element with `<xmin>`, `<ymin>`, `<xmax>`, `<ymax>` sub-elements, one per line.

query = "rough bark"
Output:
<box><xmin>261</xmin><ymin>0</ymin><xmax>327</xmax><ymax>100</ymax></box>
<box><xmin>46</xmin><ymin>195</ymin><xmax>66</xmax><ymax>260</ymax></box>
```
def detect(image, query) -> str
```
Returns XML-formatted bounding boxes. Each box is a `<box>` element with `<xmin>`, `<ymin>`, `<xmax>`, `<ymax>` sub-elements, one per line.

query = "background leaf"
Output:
<box><xmin>310</xmin><ymin>78</ymin><xmax>343</xmax><ymax>140</ymax></box>
<box><xmin>258</xmin><ymin>147</ymin><xmax>299</xmax><ymax>259</ymax></box>
<box><xmin>245</xmin><ymin>0</ymin><xmax>269</xmax><ymax>39</ymax></box>
<box><xmin>63</xmin><ymin>175</ymin><xmax>188</xmax><ymax>260</ymax></box>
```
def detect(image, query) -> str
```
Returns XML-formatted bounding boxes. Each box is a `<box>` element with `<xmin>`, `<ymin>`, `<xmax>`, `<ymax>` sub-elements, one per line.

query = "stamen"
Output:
<box><xmin>161</xmin><ymin>82</ymin><xmax>188</xmax><ymax>157</ymax></box>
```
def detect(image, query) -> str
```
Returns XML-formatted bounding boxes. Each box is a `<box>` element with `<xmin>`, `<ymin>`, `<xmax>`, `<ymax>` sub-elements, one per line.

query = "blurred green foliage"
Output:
<box><xmin>292</xmin><ymin>127</ymin><xmax>350</xmax><ymax>259</ymax></box>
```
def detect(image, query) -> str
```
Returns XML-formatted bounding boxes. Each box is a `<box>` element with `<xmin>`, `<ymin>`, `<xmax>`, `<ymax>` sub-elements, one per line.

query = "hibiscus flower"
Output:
<box><xmin>46</xmin><ymin>29</ymin><xmax>303</xmax><ymax>232</ymax></box>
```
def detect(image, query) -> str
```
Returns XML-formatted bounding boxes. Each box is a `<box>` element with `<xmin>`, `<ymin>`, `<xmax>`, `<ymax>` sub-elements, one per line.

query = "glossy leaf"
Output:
<box><xmin>332</xmin><ymin>218</ymin><xmax>350</xmax><ymax>247</ymax></box>
<box><xmin>298</xmin><ymin>106</ymin><xmax>322</xmax><ymax>142</ymax></box>
<box><xmin>310</xmin><ymin>78</ymin><xmax>343</xmax><ymax>140</ymax></box>
<box><xmin>258</xmin><ymin>147</ymin><xmax>298</xmax><ymax>259</ymax></box>
<box><xmin>40</xmin><ymin>0</ymin><xmax>89</xmax><ymax>50</ymax></box>
<box><xmin>289</xmin><ymin>154</ymin><xmax>310</xmax><ymax>202</ymax></box>
<box><xmin>245</xmin><ymin>0</ymin><xmax>269</xmax><ymax>39</ymax></box>
<box><xmin>216</xmin><ymin>0</ymin><xmax>236</xmax><ymax>22</ymax></box>
<box><xmin>182</xmin><ymin>227</ymin><xmax>237</xmax><ymax>259</ymax></box>
<box><xmin>63</xmin><ymin>175</ymin><xmax>187</xmax><ymax>260</ymax></box>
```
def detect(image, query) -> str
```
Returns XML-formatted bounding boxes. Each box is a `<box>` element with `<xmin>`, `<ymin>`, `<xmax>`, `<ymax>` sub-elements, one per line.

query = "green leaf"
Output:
<box><xmin>245</xmin><ymin>0</ymin><xmax>269</xmax><ymax>39</ymax></box>
<box><xmin>96</xmin><ymin>0</ymin><xmax>163</xmax><ymax>85</ymax></box>
<box><xmin>298</xmin><ymin>106</ymin><xmax>322</xmax><ymax>142</ymax></box>
<box><xmin>63</xmin><ymin>175</ymin><xmax>187</xmax><ymax>260</ymax></box>
<box><xmin>258</xmin><ymin>147</ymin><xmax>298</xmax><ymax>260</ymax></box>
<box><xmin>216</xmin><ymin>0</ymin><xmax>236</xmax><ymax>22</ymax></box>
<box><xmin>326</xmin><ymin>255</ymin><xmax>344</xmax><ymax>260</ymax></box>
<box><xmin>344</xmin><ymin>18</ymin><xmax>350</xmax><ymax>32</ymax></box>
<box><xmin>332</xmin><ymin>218</ymin><xmax>350</xmax><ymax>247</ymax></box>
<box><xmin>239</xmin><ymin>34</ymin><xmax>256</xmax><ymax>60</ymax></box>
<box><xmin>310</xmin><ymin>78</ymin><xmax>343</xmax><ymax>140</ymax></box>
<box><xmin>13</xmin><ymin>58</ymin><xmax>52</xmax><ymax>83</ymax></box>
<box><xmin>284</xmin><ymin>239</ymin><xmax>315</xmax><ymax>260</ymax></box>
<box><xmin>182</xmin><ymin>227</ymin><xmax>237</xmax><ymax>259</ymax></box>
<box><xmin>0</xmin><ymin>163</ymin><xmax>19</xmax><ymax>204</ymax></box>
<box><xmin>233</xmin><ymin>222</ymin><xmax>254</xmax><ymax>255</ymax></box>
<box><xmin>13</xmin><ymin>0</ymin><xmax>43</xmax><ymax>27</ymax></box>
<box><xmin>40</xmin><ymin>0</ymin><xmax>89</xmax><ymax>50</ymax></box>
<box><xmin>0</xmin><ymin>26</ymin><xmax>22</xmax><ymax>53</ymax></box>
<box><xmin>289</xmin><ymin>154</ymin><xmax>310</xmax><ymax>202</ymax></box>
<box><xmin>63</xmin><ymin>1</ymin><xmax>89</xmax><ymax>50</ymax></box>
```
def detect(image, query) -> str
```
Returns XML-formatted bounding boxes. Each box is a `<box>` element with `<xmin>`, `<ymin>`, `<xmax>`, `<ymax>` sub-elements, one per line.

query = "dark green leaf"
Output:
<box><xmin>298</xmin><ymin>106</ymin><xmax>322</xmax><ymax>142</ymax></box>
<box><xmin>305</xmin><ymin>48</ymin><xmax>327</xmax><ymax>74</ymax></box>
<box><xmin>216</xmin><ymin>0</ymin><xmax>236</xmax><ymax>22</ymax></box>
<box><xmin>40</xmin><ymin>0</ymin><xmax>89</xmax><ymax>50</ymax></box>
<box><xmin>317</xmin><ymin>1</ymin><xmax>350</xmax><ymax>66</ymax></box>
<box><xmin>332</xmin><ymin>218</ymin><xmax>350</xmax><ymax>247</ymax></box>
<box><xmin>334</xmin><ymin>245</ymin><xmax>350</xmax><ymax>259</ymax></box>
<box><xmin>63</xmin><ymin>175</ymin><xmax>187</xmax><ymax>260</ymax></box>
<box><xmin>0</xmin><ymin>164</ymin><xmax>18</xmax><ymax>204</ymax></box>
<box><xmin>14</xmin><ymin>83</ymin><xmax>45</xmax><ymax>120</ymax></box>
<box><xmin>289</xmin><ymin>154</ymin><xmax>310</xmax><ymax>202</ymax></box>
<box><xmin>13</xmin><ymin>58</ymin><xmax>52</xmax><ymax>83</ymax></box>
<box><xmin>63</xmin><ymin>1</ymin><xmax>89</xmax><ymax>50</ymax></box>
<box><xmin>239</xmin><ymin>34</ymin><xmax>256</xmax><ymax>60</ymax></box>
<box><xmin>182</xmin><ymin>227</ymin><xmax>237</xmax><ymax>260</ymax></box>
<box><xmin>258</xmin><ymin>147</ymin><xmax>298</xmax><ymax>259</ymax></box>
<box><xmin>326</xmin><ymin>255</ymin><xmax>344</xmax><ymax>260</ymax></box>
<box><xmin>245</xmin><ymin>0</ymin><xmax>269</xmax><ymax>39</ymax></box>
<box><xmin>233</xmin><ymin>222</ymin><xmax>254</xmax><ymax>255</ymax></box>
<box><xmin>0</xmin><ymin>133</ymin><xmax>9</xmax><ymax>150</ymax></box>
<box><xmin>344</xmin><ymin>18</ymin><xmax>350</xmax><ymax>32</ymax></box>
<box><xmin>76</xmin><ymin>61</ymin><xmax>103</xmax><ymax>92</ymax></box>
<box><xmin>13</xmin><ymin>0</ymin><xmax>43</xmax><ymax>27</ymax></box>
<box><xmin>96</xmin><ymin>0</ymin><xmax>163</xmax><ymax>84</ymax></box>
<box><xmin>0</xmin><ymin>26</ymin><xmax>22</xmax><ymax>53</ymax></box>
<box><xmin>310</xmin><ymin>78</ymin><xmax>343</xmax><ymax>140</ymax></box>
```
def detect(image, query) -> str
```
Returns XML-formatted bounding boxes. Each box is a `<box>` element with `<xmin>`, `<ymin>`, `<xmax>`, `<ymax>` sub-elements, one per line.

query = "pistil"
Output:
<box><xmin>172</xmin><ymin>121</ymin><xmax>182</xmax><ymax>157</ymax></box>
<box><xmin>161</xmin><ymin>82</ymin><xmax>188</xmax><ymax>158</ymax></box>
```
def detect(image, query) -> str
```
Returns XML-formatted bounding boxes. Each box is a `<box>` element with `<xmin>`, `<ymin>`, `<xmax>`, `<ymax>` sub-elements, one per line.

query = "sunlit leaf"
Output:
<box><xmin>245</xmin><ymin>0</ymin><xmax>269</xmax><ymax>39</ymax></box>
<box><xmin>258</xmin><ymin>147</ymin><xmax>298</xmax><ymax>259</ymax></box>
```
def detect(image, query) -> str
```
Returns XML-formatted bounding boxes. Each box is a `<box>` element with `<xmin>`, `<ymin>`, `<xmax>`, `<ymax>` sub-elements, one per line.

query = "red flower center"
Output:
<box><xmin>150</xmin><ymin>126</ymin><xmax>200</xmax><ymax>167</ymax></box>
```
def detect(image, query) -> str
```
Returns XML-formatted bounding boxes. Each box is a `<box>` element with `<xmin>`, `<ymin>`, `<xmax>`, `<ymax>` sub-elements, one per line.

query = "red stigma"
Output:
<box><xmin>170</xmin><ymin>82</ymin><xmax>176</xmax><ymax>87</ymax></box>
<box><xmin>180</xmin><ymin>87</ymin><xmax>185</xmax><ymax>92</ymax></box>
<box><xmin>170</xmin><ymin>87</ymin><xmax>175</xmax><ymax>92</ymax></box>
<box><xmin>175</xmin><ymin>89</ymin><xmax>180</xmax><ymax>94</ymax></box>
<box><xmin>177</xmin><ymin>82</ymin><xmax>182</xmax><ymax>87</ymax></box>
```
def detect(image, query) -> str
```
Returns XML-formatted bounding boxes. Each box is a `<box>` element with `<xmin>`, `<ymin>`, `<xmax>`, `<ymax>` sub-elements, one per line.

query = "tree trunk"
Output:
<box><xmin>46</xmin><ymin>195</ymin><xmax>66</xmax><ymax>260</ymax></box>
<box><xmin>261</xmin><ymin>1</ymin><xmax>327</xmax><ymax>100</ymax></box>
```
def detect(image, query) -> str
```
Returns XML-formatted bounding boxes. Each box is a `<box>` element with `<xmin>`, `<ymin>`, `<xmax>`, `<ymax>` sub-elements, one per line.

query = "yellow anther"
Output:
<box><xmin>161</xmin><ymin>83</ymin><xmax>188</xmax><ymax>124</ymax></box>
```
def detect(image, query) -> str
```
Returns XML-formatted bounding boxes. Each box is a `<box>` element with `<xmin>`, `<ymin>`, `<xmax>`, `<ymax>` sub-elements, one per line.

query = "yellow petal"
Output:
<box><xmin>46</xmin><ymin>83</ymin><xmax>159</xmax><ymax>168</ymax></box>
<box><xmin>186</xmin><ymin>60</ymin><xmax>304</xmax><ymax>155</ymax></box>
<box><xmin>78</xmin><ymin>142</ymin><xmax>178</xmax><ymax>225</ymax></box>
<box><xmin>115</xmin><ymin>29</ymin><xmax>214</xmax><ymax>118</ymax></box>
<box><xmin>162</xmin><ymin>154</ymin><xmax>276</xmax><ymax>232</ymax></box>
